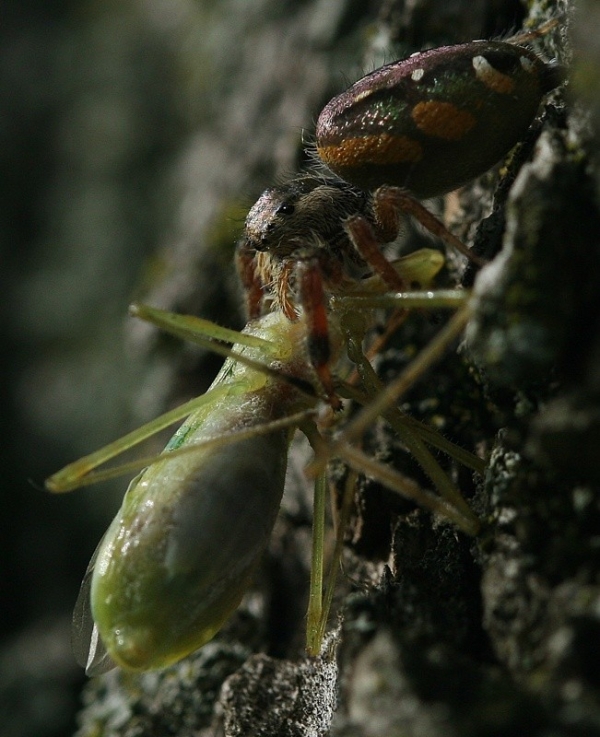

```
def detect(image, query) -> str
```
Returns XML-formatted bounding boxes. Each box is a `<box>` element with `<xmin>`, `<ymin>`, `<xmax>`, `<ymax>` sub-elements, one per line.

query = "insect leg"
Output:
<box><xmin>325</xmin><ymin>305</ymin><xmax>477</xmax><ymax>532</ymax></box>
<box><xmin>45</xmin><ymin>386</ymin><xmax>234</xmax><ymax>492</ymax></box>
<box><xmin>336</xmin><ymin>304</ymin><xmax>473</xmax><ymax>450</ymax></box>
<box><xmin>302</xmin><ymin>420</ymin><xmax>358</xmax><ymax>656</ymax></box>
<box><xmin>47</xmin><ymin>307</ymin><xmax>316</xmax><ymax>493</ymax></box>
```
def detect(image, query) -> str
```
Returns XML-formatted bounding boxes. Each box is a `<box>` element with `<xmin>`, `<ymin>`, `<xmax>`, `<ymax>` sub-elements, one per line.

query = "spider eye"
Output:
<box><xmin>275</xmin><ymin>202</ymin><xmax>295</xmax><ymax>217</ymax></box>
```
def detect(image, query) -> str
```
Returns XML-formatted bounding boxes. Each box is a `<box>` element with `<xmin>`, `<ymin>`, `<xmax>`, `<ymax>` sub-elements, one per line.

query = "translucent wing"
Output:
<box><xmin>72</xmin><ymin>538</ymin><xmax>116</xmax><ymax>676</ymax></box>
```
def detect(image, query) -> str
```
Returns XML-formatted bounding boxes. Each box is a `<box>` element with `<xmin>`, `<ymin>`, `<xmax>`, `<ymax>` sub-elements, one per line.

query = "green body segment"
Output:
<box><xmin>73</xmin><ymin>251</ymin><xmax>442</xmax><ymax>675</ymax></box>
<box><xmin>87</xmin><ymin>312</ymin><xmax>313</xmax><ymax>671</ymax></box>
<box><xmin>316</xmin><ymin>41</ymin><xmax>562</xmax><ymax>198</ymax></box>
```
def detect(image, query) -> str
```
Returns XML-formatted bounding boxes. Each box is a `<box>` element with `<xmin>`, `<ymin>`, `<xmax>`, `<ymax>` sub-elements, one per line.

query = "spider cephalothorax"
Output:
<box><xmin>237</xmin><ymin>176</ymin><xmax>401</xmax><ymax>321</ymax></box>
<box><xmin>235</xmin><ymin>176</ymin><xmax>412</xmax><ymax>407</ymax></box>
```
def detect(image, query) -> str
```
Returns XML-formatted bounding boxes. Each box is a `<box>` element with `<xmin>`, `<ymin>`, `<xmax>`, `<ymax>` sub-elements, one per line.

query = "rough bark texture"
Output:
<box><xmin>4</xmin><ymin>0</ymin><xmax>600</xmax><ymax>735</ymax></box>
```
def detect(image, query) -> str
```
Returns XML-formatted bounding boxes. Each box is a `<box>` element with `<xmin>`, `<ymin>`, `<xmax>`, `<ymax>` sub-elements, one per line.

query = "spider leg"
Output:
<box><xmin>344</xmin><ymin>213</ymin><xmax>407</xmax><ymax>292</ymax></box>
<box><xmin>277</xmin><ymin>261</ymin><xmax>298</xmax><ymax>321</ymax></box>
<box><xmin>235</xmin><ymin>241</ymin><xmax>265</xmax><ymax>319</ymax></box>
<box><xmin>374</xmin><ymin>186</ymin><xmax>486</xmax><ymax>266</ymax></box>
<box><xmin>297</xmin><ymin>258</ymin><xmax>342</xmax><ymax>410</ymax></box>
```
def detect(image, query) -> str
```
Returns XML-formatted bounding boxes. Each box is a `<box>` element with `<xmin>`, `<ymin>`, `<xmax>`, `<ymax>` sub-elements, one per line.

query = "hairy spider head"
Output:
<box><xmin>244</xmin><ymin>176</ymin><xmax>370</xmax><ymax>259</ymax></box>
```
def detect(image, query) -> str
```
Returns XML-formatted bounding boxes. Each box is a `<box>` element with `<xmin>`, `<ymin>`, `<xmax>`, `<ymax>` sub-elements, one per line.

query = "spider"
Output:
<box><xmin>235</xmin><ymin>35</ymin><xmax>562</xmax><ymax>408</ymax></box>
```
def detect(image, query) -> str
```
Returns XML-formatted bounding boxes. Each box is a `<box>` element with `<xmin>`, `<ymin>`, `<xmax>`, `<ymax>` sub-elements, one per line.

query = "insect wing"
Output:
<box><xmin>72</xmin><ymin>536</ymin><xmax>117</xmax><ymax>675</ymax></box>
